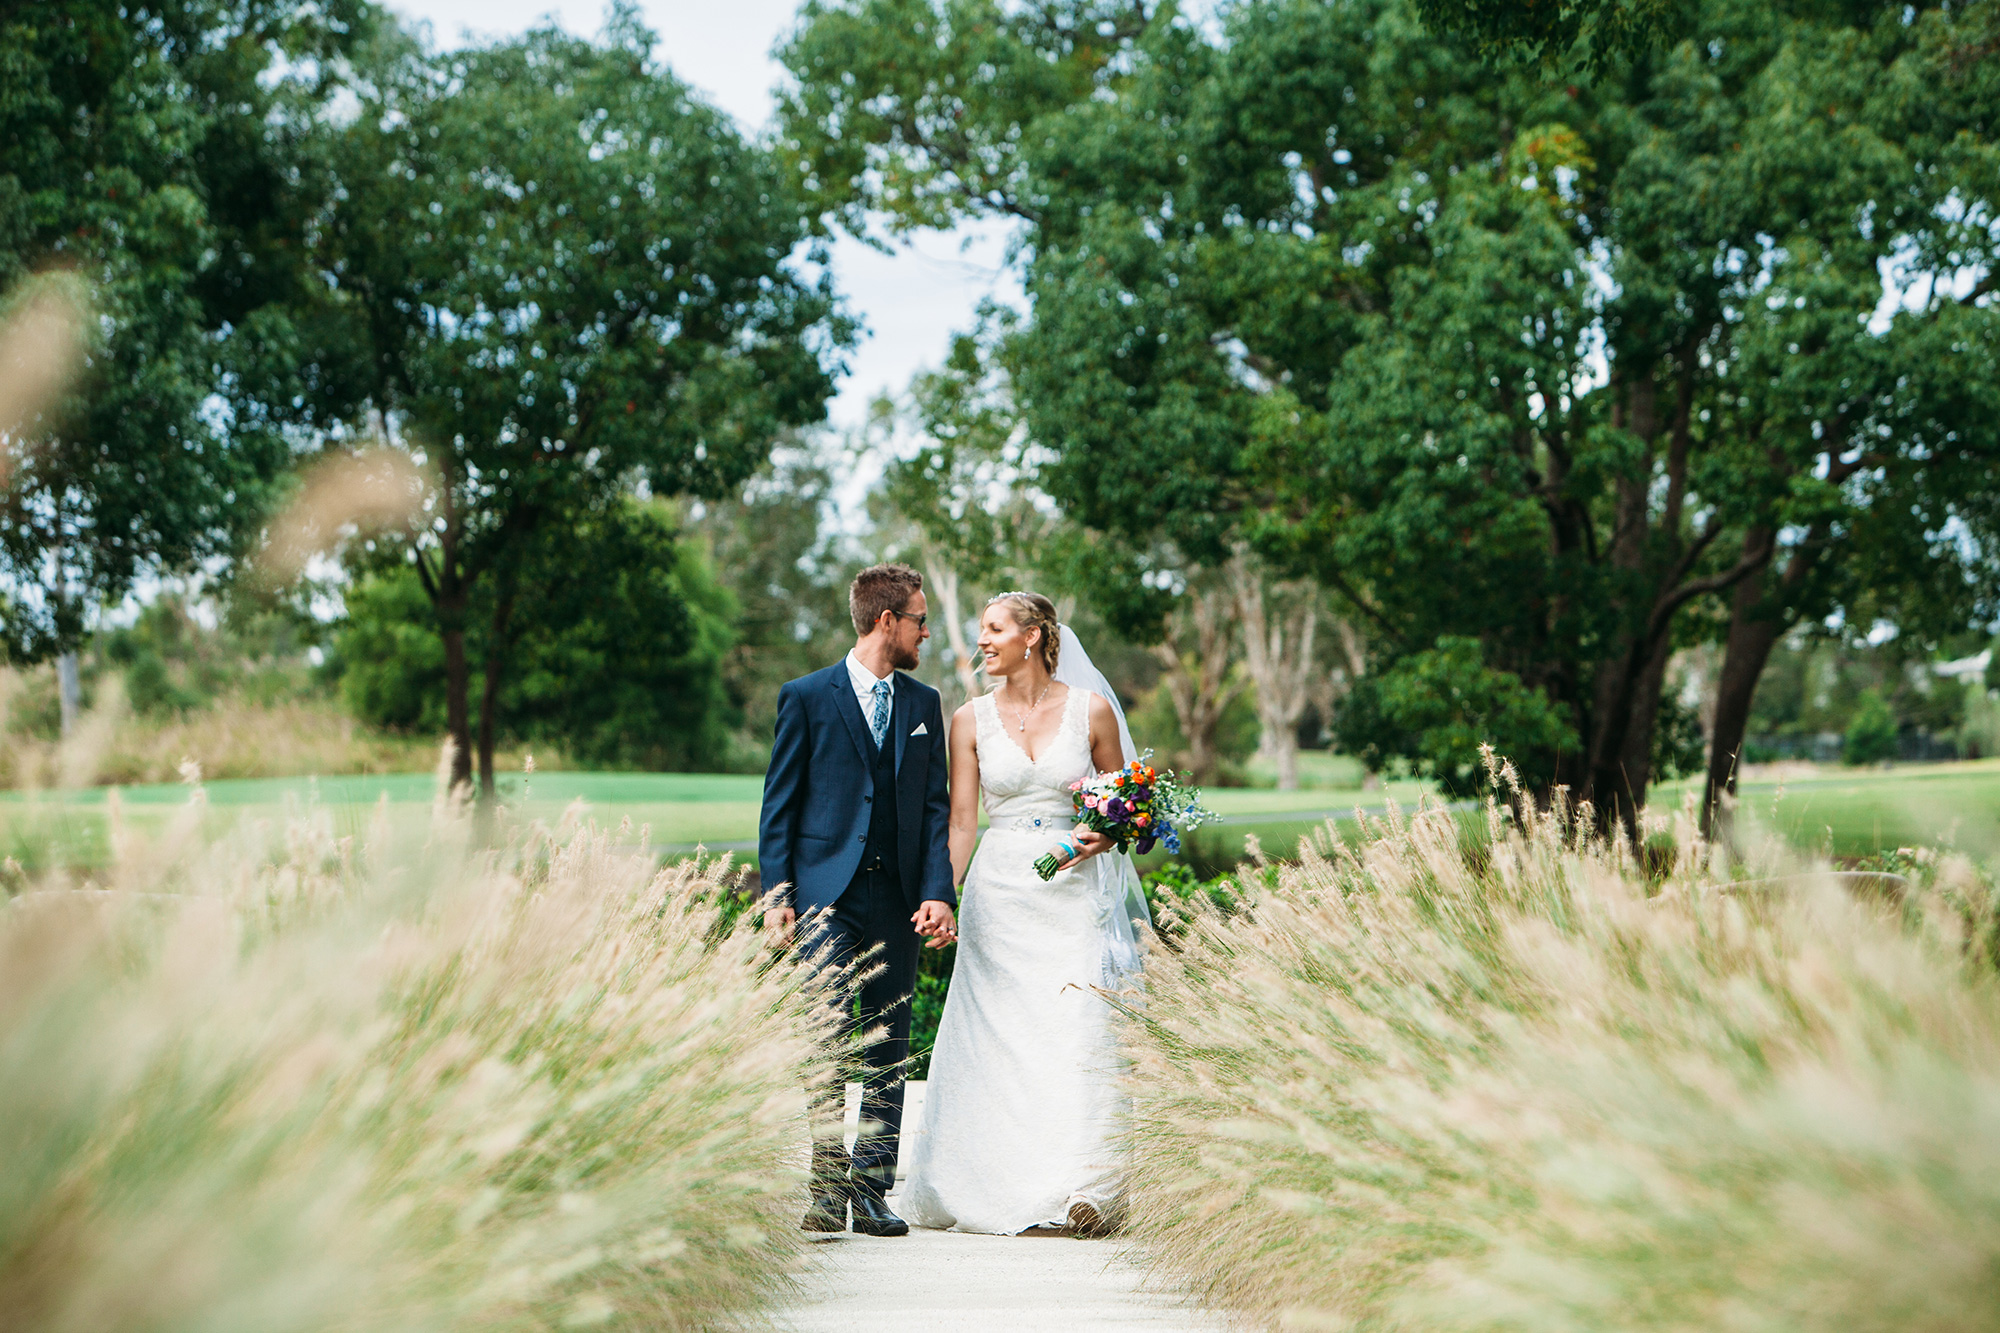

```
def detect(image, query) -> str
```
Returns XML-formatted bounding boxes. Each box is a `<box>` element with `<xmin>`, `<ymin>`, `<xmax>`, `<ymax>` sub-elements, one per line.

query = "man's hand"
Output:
<box><xmin>912</xmin><ymin>900</ymin><xmax>957</xmax><ymax>949</ymax></box>
<box><xmin>764</xmin><ymin>905</ymin><xmax>797</xmax><ymax>947</ymax></box>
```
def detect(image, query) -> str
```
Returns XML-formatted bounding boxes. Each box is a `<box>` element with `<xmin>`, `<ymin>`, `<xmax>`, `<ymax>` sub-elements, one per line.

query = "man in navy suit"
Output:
<box><xmin>758</xmin><ymin>563</ymin><xmax>957</xmax><ymax>1237</ymax></box>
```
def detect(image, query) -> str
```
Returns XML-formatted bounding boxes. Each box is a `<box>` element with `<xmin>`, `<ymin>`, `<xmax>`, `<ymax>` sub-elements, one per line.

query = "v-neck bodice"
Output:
<box><xmin>973</xmin><ymin>688</ymin><xmax>1092</xmax><ymax>825</ymax></box>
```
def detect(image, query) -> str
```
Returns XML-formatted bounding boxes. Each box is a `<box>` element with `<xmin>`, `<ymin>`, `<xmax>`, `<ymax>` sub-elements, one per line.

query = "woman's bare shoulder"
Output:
<box><xmin>1080</xmin><ymin>689</ymin><xmax>1118</xmax><ymax>725</ymax></box>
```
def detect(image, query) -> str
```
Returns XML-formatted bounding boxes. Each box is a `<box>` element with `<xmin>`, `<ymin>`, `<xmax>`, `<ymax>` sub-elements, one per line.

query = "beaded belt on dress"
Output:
<box><xmin>988</xmin><ymin>814</ymin><xmax>1073</xmax><ymax>831</ymax></box>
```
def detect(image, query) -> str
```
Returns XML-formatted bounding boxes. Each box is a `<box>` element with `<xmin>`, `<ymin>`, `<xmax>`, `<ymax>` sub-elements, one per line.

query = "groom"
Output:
<box><xmin>758</xmin><ymin>562</ymin><xmax>957</xmax><ymax>1238</ymax></box>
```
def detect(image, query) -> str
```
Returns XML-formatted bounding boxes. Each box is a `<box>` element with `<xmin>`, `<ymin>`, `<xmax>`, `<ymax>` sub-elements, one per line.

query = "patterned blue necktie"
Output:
<box><xmin>869</xmin><ymin>679</ymin><xmax>891</xmax><ymax>749</ymax></box>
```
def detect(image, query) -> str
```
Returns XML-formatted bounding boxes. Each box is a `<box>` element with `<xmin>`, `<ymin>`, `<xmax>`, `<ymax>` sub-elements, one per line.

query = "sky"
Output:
<box><xmin>385</xmin><ymin>0</ymin><xmax>1024</xmax><ymax>436</ymax></box>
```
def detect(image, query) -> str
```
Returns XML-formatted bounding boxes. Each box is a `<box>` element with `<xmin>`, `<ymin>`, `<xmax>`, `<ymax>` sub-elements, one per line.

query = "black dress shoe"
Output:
<box><xmin>849</xmin><ymin>1190</ymin><xmax>910</xmax><ymax>1237</ymax></box>
<box><xmin>801</xmin><ymin>1193</ymin><xmax>847</xmax><ymax>1233</ymax></box>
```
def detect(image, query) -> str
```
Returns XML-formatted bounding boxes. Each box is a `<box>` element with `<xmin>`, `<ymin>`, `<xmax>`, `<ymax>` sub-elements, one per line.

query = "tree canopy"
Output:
<box><xmin>0</xmin><ymin>0</ymin><xmax>378</xmax><ymax>661</ymax></box>
<box><xmin>323</xmin><ymin>14</ymin><xmax>853</xmax><ymax>792</ymax></box>
<box><xmin>783</xmin><ymin>0</ymin><xmax>2000</xmax><ymax>825</ymax></box>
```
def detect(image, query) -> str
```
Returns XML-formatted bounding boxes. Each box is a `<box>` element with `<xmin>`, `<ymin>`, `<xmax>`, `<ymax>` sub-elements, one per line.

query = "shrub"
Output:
<box><xmin>1122</xmin><ymin>768</ymin><xmax>2000</xmax><ymax>1330</ymax></box>
<box><xmin>1843</xmin><ymin>687</ymin><xmax>1900</xmax><ymax>766</ymax></box>
<box><xmin>0</xmin><ymin>793</ymin><xmax>836</xmax><ymax>1330</ymax></box>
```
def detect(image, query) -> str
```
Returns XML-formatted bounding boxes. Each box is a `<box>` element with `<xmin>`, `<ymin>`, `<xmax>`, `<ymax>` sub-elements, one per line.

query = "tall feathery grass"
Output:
<box><xmin>1</xmin><ymin>768</ymin><xmax>832</xmax><ymax>1331</ymax></box>
<box><xmin>1125</xmin><ymin>756</ymin><xmax>2000</xmax><ymax>1331</ymax></box>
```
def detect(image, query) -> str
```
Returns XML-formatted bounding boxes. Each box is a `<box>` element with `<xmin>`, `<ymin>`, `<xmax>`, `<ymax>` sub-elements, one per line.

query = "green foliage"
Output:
<box><xmin>336</xmin><ymin>505</ymin><xmax>738</xmax><ymax>770</ymax></box>
<box><xmin>782</xmin><ymin>0</ymin><xmax>2000</xmax><ymax>823</ymax></box>
<box><xmin>335</xmin><ymin>572</ymin><xmax>447</xmax><ymax>733</ymax></box>
<box><xmin>777</xmin><ymin>0</ymin><xmax>1150</xmax><ymax>236</ymax></box>
<box><xmin>1131</xmin><ymin>679</ymin><xmax>1260</xmax><ymax>776</ymax></box>
<box><xmin>1650</xmin><ymin>689</ymin><xmax>1707</xmax><ymax>781</ymax></box>
<box><xmin>1141</xmin><ymin>860</ymin><xmax>1241</xmax><ymax>919</ymax></box>
<box><xmin>1413</xmin><ymin>0</ymin><xmax>1694</xmax><ymax>66</ymax></box>
<box><xmin>0</xmin><ymin>1</ymin><xmax>377</xmax><ymax>660</ymax></box>
<box><xmin>321</xmin><ymin>13</ymin><xmax>849</xmax><ymax>786</ymax></box>
<box><xmin>1844</xmin><ymin>688</ymin><xmax>1900</xmax><ymax>766</ymax></box>
<box><xmin>907</xmin><ymin>967</ymin><xmax>950</xmax><ymax>1082</ymax></box>
<box><xmin>694</xmin><ymin>452</ymin><xmax>861</xmax><ymax>755</ymax></box>
<box><xmin>1749</xmin><ymin>634</ymin><xmax>1978</xmax><ymax>758</ymax></box>
<box><xmin>1337</xmin><ymin>636</ymin><xmax>1579</xmax><ymax>793</ymax></box>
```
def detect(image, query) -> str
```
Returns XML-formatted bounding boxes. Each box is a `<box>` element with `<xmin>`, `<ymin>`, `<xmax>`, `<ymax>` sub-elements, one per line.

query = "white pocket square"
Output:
<box><xmin>910</xmin><ymin>722</ymin><xmax>929</xmax><ymax>736</ymax></box>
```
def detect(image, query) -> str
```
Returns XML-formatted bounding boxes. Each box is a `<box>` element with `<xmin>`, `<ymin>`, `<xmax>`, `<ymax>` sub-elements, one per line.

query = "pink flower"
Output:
<box><xmin>1083</xmin><ymin>794</ymin><xmax>1100</xmax><ymax>809</ymax></box>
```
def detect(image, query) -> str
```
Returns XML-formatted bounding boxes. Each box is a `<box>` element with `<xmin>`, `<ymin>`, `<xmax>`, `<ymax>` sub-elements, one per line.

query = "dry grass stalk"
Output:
<box><xmin>1123</xmin><ymin>757</ymin><xmax>2000</xmax><ymax>1331</ymax></box>
<box><xmin>257</xmin><ymin>446</ymin><xmax>430</xmax><ymax>585</ymax></box>
<box><xmin>0</xmin><ymin>790</ymin><xmax>836</xmax><ymax>1331</ymax></box>
<box><xmin>0</xmin><ymin>273</ymin><xmax>90</xmax><ymax>483</ymax></box>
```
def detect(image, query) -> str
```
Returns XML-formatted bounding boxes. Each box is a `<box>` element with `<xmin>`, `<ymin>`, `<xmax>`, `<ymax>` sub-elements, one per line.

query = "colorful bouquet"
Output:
<box><xmin>1031</xmin><ymin>751</ymin><xmax>1217</xmax><ymax>880</ymax></box>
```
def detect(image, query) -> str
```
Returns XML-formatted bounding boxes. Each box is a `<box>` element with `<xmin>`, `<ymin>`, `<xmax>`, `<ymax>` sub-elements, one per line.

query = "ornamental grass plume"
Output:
<box><xmin>1123</xmin><ymin>755</ymin><xmax>2000</xmax><ymax>1332</ymax></box>
<box><xmin>0</xmin><ymin>783</ymin><xmax>835</xmax><ymax>1332</ymax></box>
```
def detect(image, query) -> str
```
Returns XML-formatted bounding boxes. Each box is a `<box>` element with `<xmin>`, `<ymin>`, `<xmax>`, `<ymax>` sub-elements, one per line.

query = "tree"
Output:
<box><xmin>324</xmin><ymin>13</ymin><xmax>851</xmax><ymax>794</ymax></box>
<box><xmin>693</xmin><ymin>448</ymin><xmax>859</xmax><ymax>753</ymax></box>
<box><xmin>1147</xmin><ymin>567</ymin><xmax>1246</xmax><ymax>785</ymax></box>
<box><xmin>784</xmin><ymin>0</ymin><xmax>2000</xmax><ymax>835</ymax></box>
<box><xmin>1842</xmin><ymin>688</ymin><xmax>1899</xmax><ymax>766</ymax></box>
<box><xmin>1229</xmin><ymin>549</ymin><xmax>1323</xmax><ymax>789</ymax></box>
<box><xmin>1411</xmin><ymin>0</ymin><xmax>1697</xmax><ymax>67</ymax></box>
<box><xmin>0</xmin><ymin>1</ymin><xmax>377</xmax><ymax>711</ymax></box>
<box><xmin>337</xmin><ymin>500</ymin><xmax>738</xmax><ymax>770</ymax></box>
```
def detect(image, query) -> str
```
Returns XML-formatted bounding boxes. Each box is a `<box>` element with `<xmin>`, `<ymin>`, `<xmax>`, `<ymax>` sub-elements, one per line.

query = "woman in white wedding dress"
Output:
<box><xmin>900</xmin><ymin>591</ymin><xmax>1151</xmax><ymax>1236</ymax></box>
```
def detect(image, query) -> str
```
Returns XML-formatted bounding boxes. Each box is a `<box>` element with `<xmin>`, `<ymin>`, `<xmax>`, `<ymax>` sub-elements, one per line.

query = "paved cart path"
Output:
<box><xmin>761</xmin><ymin>1082</ymin><xmax>1226</xmax><ymax>1332</ymax></box>
<box><xmin>769</xmin><ymin>1202</ymin><xmax>1225</xmax><ymax>1333</ymax></box>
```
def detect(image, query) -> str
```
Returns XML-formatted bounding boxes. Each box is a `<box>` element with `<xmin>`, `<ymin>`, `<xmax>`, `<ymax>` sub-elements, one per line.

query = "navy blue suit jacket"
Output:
<box><xmin>756</xmin><ymin>662</ymin><xmax>955</xmax><ymax>916</ymax></box>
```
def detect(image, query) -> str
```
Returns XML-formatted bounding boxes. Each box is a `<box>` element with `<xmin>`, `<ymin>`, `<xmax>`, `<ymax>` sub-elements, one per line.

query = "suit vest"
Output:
<box><xmin>858</xmin><ymin>723</ymin><xmax>901</xmax><ymax>883</ymax></box>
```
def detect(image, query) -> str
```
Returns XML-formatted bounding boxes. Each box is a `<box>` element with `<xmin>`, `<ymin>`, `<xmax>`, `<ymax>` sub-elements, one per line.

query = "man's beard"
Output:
<box><xmin>890</xmin><ymin>639</ymin><xmax>922</xmax><ymax>671</ymax></box>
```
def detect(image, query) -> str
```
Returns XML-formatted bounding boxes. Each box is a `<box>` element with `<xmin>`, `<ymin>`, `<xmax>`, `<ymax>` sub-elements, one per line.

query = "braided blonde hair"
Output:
<box><xmin>987</xmin><ymin>591</ymin><xmax>1061</xmax><ymax>674</ymax></box>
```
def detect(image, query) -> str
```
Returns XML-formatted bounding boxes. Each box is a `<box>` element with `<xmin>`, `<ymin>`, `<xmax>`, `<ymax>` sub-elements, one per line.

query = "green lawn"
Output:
<box><xmin>1672</xmin><ymin>759</ymin><xmax>2000</xmax><ymax>860</ymax></box>
<box><xmin>4</xmin><ymin>759</ymin><xmax>1994</xmax><ymax>874</ymax></box>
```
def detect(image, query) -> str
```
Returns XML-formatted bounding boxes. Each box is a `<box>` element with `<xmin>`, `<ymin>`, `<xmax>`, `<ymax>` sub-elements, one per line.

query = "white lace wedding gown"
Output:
<box><xmin>900</xmin><ymin>688</ymin><xmax>1128</xmax><ymax>1233</ymax></box>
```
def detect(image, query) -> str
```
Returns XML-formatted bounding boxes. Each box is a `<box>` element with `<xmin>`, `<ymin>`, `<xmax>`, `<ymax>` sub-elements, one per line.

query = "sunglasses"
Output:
<box><xmin>888</xmin><ymin>608</ymin><xmax>928</xmax><ymax>629</ymax></box>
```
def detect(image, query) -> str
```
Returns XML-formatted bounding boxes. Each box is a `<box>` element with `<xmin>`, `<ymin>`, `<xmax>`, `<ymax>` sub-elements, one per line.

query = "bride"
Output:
<box><xmin>900</xmin><ymin>590</ymin><xmax>1153</xmax><ymax>1236</ymax></box>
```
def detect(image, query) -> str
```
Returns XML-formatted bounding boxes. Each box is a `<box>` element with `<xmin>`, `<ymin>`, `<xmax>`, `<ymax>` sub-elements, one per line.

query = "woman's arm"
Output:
<box><xmin>947</xmin><ymin>701</ymin><xmax>981</xmax><ymax>890</ymax></box>
<box><xmin>1066</xmin><ymin>691</ymin><xmax>1129</xmax><ymax>864</ymax></box>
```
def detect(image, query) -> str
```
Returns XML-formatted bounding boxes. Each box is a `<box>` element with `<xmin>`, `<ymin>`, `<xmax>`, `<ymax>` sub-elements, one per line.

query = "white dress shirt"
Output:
<box><xmin>845</xmin><ymin>650</ymin><xmax>895</xmax><ymax>726</ymax></box>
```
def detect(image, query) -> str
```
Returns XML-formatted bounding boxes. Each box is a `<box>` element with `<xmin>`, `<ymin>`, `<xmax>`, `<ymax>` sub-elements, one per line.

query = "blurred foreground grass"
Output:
<box><xmin>1126</xmin><ymin>769</ymin><xmax>2000</xmax><ymax>1330</ymax></box>
<box><xmin>1</xmin><ymin>792</ymin><xmax>835</xmax><ymax>1332</ymax></box>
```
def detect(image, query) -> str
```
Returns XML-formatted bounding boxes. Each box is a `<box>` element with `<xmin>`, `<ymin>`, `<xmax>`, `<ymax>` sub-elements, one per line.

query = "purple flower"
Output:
<box><xmin>1132</xmin><ymin>786</ymin><xmax>1153</xmax><ymax>804</ymax></box>
<box><xmin>1103</xmin><ymin>796</ymin><xmax>1129</xmax><ymax>821</ymax></box>
<box><xmin>1135</xmin><ymin>834</ymin><xmax>1157</xmax><ymax>854</ymax></box>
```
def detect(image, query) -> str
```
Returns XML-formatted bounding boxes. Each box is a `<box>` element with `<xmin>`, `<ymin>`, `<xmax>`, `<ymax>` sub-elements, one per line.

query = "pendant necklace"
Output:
<box><xmin>1006</xmin><ymin>680</ymin><xmax>1054</xmax><ymax>733</ymax></box>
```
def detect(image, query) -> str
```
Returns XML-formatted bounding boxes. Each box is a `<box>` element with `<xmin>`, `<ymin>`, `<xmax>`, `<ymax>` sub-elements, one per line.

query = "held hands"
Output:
<box><xmin>768</xmin><ymin>902</ymin><xmax>958</xmax><ymax>949</ymax></box>
<box><xmin>912</xmin><ymin>900</ymin><xmax>958</xmax><ymax>948</ymax></box>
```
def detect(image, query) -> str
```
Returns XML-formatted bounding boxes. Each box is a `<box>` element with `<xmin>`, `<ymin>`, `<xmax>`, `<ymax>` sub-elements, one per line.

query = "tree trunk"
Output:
<box><xmin>1150</xmin><ymin>577</ymin><xmax>1241</xmax><ymax>785</ymax></box>
<box><xmin>1611</xmin><ymin>629</ymin><xmax>1675</xmax><ymax>829</ymax></box>
<box><xmin>55</xmin><ymin>650</ymin><xmax>80</xmax><ymax>738</ymax></box>
<box><xmin>1230</xmin><ymin>550</ymin><xmax>1319</xmax><ymax>791</ymax></box>
<box><xmin>440</xmin><ymin>592</ymin><xmax>473</xmax><ymax>795</ymax></box>
<box><xmin>475</xmin><ymin>573</ymin><xmax>519</xmax><ymax>801</ymax></box>
<box><xmin>1702</xmin><ymin>535</ymin><xmax>1786</xmax><ymax>839</ymax></box>
<box><xmin>923</xmin><ymin>552</ymin><xmax>980</xmax><ymax>708</ymax></box>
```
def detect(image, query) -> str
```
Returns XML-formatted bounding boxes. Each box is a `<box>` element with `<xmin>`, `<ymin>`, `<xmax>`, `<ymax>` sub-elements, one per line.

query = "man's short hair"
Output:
<box><xmin>850</xmin><ymin>563</ymin><xmax>924</xmax><ymax>635</ymax></box>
